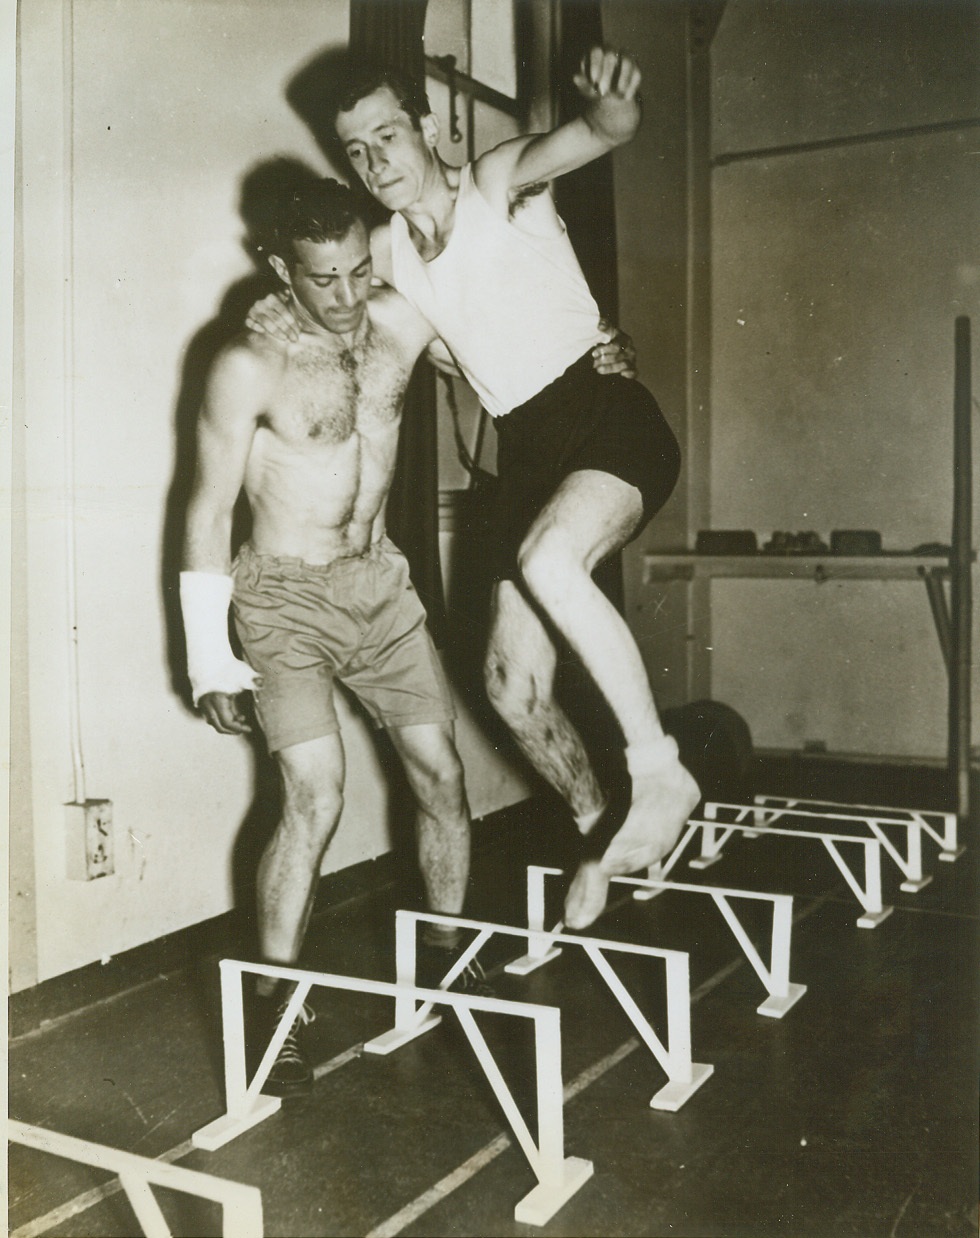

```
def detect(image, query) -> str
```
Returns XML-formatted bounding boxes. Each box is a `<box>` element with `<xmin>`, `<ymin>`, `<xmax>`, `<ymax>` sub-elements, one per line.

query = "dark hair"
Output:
<box><xmin>334</xmin><ymin>63</ymin><xmax>431</xmax><ymax>131</ymax></box>
<box><xmin>273</xmin><ymin>177</ymin><xmax>366</xmax><ymax>263</ymax></box>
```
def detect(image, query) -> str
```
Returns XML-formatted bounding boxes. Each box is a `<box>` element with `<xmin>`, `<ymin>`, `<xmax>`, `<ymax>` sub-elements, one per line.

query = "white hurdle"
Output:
<box><xmin>9</xmin><ymin>1119</ymin><xmax>263</xmax><ymax>1238</ymax></box>
<box><xmin>753</xmin><ymin>793</ymin><xmax>964</xmax><ymax>862</ymax></box>
<box><xmin>507</xmin><ymin>866</ymin><xmax>806</xmax><ymax>1019</ymax></box>
<box><xmin>644</xmin><ymin>817</ymin><xmax>893</xmax><ymax>928</ymax></box>
<box><xmin>702</xmin><ymin>800</ymin><xmax>933</xmax><ymax>893</ymax></box>
<box><xmin>191</xmin><ymin>958</ymin><xmax>592</xmax><ymax>1227</ymax></box>
<box><xmin>370</xmin><ymin>909</ymin><xmax>713</xmax><ymax>1112</ymax></box>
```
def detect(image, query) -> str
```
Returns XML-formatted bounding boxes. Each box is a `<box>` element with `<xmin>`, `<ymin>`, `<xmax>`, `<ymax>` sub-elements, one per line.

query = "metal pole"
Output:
<box><xmin>951</xmin><ymin>318</ymin><xmax>973</xmax><ymax>824</ymax></box>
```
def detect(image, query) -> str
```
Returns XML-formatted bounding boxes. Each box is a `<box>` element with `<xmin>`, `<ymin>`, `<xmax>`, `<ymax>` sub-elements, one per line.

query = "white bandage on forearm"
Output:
<box><xmin>179</xmin><ymin>571</ymin><xmax>259</xmax><ymax>706</ymax></box>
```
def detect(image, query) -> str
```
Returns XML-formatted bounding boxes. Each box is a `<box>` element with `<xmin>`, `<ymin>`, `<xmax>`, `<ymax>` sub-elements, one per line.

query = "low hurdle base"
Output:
<box><xmin>192</xmin><ymin>958</ymin><xmax>592</xmax><ymax>1227</ymax></box>
<box><xmin>381</xmin><ymin>909</ymin><xmax>713</xmax><ymax>1112</ymax></box>
<box><xmin>510</xmin><ymin>866</ymin><xmax>807</xmax><ymax>1020</ymax></box>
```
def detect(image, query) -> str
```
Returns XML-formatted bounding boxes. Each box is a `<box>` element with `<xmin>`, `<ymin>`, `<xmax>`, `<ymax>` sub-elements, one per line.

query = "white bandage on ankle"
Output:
<box><xmin>179</xmin><ymin>571</ymin><xmax>259</xmax><ymax>706</ymax></box>
<box><xmin>625</xmin><ymin>735</ymin><xmax>680</xmax><ymax>778</ymax></box>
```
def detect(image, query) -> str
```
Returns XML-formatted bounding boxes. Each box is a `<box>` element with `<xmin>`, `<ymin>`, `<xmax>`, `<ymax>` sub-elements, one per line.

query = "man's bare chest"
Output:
<box><xmin>265</xmin><ymin>331</ymin><xmax>411</xmax><ymax>447</ymax></box>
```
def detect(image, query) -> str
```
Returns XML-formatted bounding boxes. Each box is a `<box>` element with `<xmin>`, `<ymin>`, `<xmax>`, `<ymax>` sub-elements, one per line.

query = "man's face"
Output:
<box><xmin>279</xmin><ymin>224</ymin><xmax>372</xmax><ymax>335</ymax></box>
<box><xmin>335</xmin><ymin>86</ymin><xmax>438</xmax><ymax>212</ymax></box>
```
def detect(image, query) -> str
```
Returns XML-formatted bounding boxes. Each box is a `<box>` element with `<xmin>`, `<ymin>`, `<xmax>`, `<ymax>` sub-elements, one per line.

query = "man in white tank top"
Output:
<box><xmin>251</xmin><ymin>48</ymin><xmax>699</xmax><ymax>932</ymax></box>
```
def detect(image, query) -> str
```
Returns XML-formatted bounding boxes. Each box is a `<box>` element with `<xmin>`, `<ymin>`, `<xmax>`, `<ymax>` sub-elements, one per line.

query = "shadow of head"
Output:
<box><xmin>238</xmin><ymin>155</ymin><xmax>325</xmax><ymax>269</ymax></box>
<box><xmin>286</xmin><ymin>45</ymin><xmax>402</xmax><ymax>230</ymax></box>
<box><xmin>286</xmin><ymin>45</ymin><xmax>355</xmax><ymax>172</ymax></box>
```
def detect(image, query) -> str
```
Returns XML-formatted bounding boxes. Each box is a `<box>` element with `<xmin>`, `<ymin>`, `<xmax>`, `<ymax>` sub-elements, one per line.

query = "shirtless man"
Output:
<box><xmin>182</xmin><ymin>177</ymin><xmax>632</xmax><ymax>1095</ymax></box>
<box><xmin>250</xmin><ymin>47</ymin><xmax>700</xmax><ymax>931</ymax></box>
<box><xmin>181</xmin><ymin>178</ymin><xmax>482</xmax><ymax>1097</ymax></box>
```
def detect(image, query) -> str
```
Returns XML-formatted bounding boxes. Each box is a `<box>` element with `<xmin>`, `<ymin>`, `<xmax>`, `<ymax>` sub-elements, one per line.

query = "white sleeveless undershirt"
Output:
<box><xmin>389</xmin><ymin>163</ymin><xmax>605</xmax><ymax>418</ymax></box>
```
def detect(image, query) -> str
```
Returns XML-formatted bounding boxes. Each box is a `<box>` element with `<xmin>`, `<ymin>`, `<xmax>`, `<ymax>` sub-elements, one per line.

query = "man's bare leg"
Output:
<box><xmin>484</xmin><ymin>579</ymin><xmax>606</xmax><ymax>820</ymax></box>
<box><xmin>256</xmin><ymin>733</ymin><xmax>345</xmax><ymax>997</ymax></box>
<box><xmin>387</xmin><ymin>721</ymin><xmax>471</xmax><ymax>920</ymax></box>
<box><xmin>389</xmin><ymin>720</ymin><xmax>494</xmax><ymax>992</ymax></box>
<box><xmin>516</xmin><ymin>470</ymin><xmax>700</xmax><ymax>929</ymax></box>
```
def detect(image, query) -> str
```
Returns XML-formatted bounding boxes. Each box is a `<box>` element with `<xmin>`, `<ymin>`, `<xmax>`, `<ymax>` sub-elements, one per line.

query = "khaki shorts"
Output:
<box><xmin>232</xmin><ymin>539</ymin><xmax>455</xmax><ymax>753</ymax></box>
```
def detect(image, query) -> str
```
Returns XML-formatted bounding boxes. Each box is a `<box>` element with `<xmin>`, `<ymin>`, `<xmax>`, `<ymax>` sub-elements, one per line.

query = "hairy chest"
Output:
<box><xmin>266</xmin><ymin>329</ymin><xmax>411</xmax><ymax>447</ymax></box>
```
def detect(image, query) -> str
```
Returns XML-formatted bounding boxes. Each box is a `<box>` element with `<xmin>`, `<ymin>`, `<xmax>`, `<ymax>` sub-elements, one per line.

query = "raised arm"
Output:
<box><xmin>181</xmin><ymin>340</ymin><xmax>271</xmax><ymax>730</ymax></box>
<box><xmin>477</xmin><ymin>47</ymin><xmax>642</xmax><ymax>196</ymax></box>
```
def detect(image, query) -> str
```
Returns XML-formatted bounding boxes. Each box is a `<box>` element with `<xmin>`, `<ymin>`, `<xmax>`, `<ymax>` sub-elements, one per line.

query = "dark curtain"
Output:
<box><xmin>350</xmin><ymin>0</ymin><xmax>428</xmax><ymax>77</ymax></box>
<box><xmin>554</xmin><ymin>0</ymin><xmax>624</xmax><ymax>612</ymax></box>
<box><xmin>349</xmin><ymin>0</ymin><xmax>449</xmax><ymax>647</ymax></box>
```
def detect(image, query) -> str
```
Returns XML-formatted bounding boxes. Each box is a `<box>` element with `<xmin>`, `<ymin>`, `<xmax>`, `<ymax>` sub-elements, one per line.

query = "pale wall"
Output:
<box><xmin>604</xmin><ymin>0</ymin><xmax>978</xmax><ymax>759</ymax></box>
<box><xmin>13</xmin><ymin>0</ymin><xmax>527</xmax><ymax>989</ymax></box>
<box><xmin>708</xmin><ymin>0</ymin><xmax>979</xmax><ymax>757</ymax></box>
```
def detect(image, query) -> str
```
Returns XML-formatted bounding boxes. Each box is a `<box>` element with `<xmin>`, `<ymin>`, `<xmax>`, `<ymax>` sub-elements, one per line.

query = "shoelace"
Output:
<box><xmin>455</xmin><ymin>959</ymin><xmax>492</xmax><ymax>994</ymax></box>
<box><xmin>274</xmin><ymin>1000</ymin><xmax>315</xmax><ymax>1065</ymax></box>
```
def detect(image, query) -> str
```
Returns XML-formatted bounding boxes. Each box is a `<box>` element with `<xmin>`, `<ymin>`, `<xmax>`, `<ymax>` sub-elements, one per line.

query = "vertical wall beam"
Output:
<box><xmin>11</xmin><ymin>0</ymin><xmax>75</xmax><ymax>995</ymax></box>
<box><xmin>685</xmin><ymin>7</ymin><xmax>716</xmax><ymax>700</ymax></box>
<box><xmin>950</xmin><ymin>316</ymin><xmax>973</xmax><ymax>824</ymax></box>
<box><xmin>9</xmin><ymin>3</ymin><xmax>39</xmax><ymax>992</ymax></box>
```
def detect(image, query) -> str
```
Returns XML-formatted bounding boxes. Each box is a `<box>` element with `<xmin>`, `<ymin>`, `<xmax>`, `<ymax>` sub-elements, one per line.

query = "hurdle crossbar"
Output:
<box><xmin>192</xmin><ymin>958</ymin><xmax>592</xmax><ymax>1227</ymax></box>
<box><xmin>9</xmin><ymin>1119</ymin><xmax>263</xmax><ymax>1238</ymax></box>
<box><xmin>752</xmin><ymin>793</ymin><xmax>963</xmax><ymax>861</ymax></box>
<box><xmin>378</xmin><ymin>908</ymin><xmax>712</xmax><ymax>1111</ymax></box>
<box><xmin>702</xmin><ymin>800</ymin><xmax>932</xmax><ymax>893</ymax></box>
<box><xmin>507</xmin><ymin>866</ymin><xmax>805</xmax><ymax>1018</ymax></box>
<box><xmin>646</xmin><ymin>817</ymin><xmax>892</xmax><ymax>927</ymax></box>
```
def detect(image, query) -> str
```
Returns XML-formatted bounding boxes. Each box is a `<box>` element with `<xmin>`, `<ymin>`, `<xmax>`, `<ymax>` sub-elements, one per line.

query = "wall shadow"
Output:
<box><xmin>284</xmin><ymin>43</ymin><xmax>387</xmax><ymax>228</ymax></box>
<box><xmin>286</xmin><ymin>45</ymin><xmax>352</xmax><ymax>170</ymax></box>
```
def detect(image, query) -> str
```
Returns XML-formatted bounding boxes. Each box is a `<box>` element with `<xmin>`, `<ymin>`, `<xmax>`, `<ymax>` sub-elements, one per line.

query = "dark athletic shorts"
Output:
<box><xmin>490</xmin><ymin>352</ymin><xmax>681</xmax><ymax>578</ymax></box>
<box><xmin>231</xmin><ymin>538</ymin><xmax>455</xmax><ymax>753</ymax></box>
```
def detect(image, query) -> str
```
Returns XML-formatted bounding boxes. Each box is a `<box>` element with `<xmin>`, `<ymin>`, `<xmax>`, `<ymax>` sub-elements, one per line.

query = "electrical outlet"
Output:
<box><xmin>65</xmin><ymin>799</ymin><xmax>114</xmax><ymax>880</ymax></box>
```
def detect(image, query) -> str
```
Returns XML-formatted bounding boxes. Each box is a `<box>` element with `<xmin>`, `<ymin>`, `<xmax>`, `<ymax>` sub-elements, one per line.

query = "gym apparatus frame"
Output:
<box><xmin>752</xmin><ymin>793</ymin><xmax>964</xmax><ymax>862</ymax></box>
<box><xmin>702</xmin><ymin>799</ymin><xmax>940</xmax><ymax>892</ymax></box>
<box><xmin>369</xmin><ymin>908</ymin><xmax>713</xmax><ymax>1112</ymax></box>
<box><xmin>509</xmin><ymin>864</ymin><xmax>807</xmax><ymax>1019</ymax></box>
<box><xmin>191</xmin><ymin>956</ymin><xmax>592</xmax><ymax>1226</ymax></box>
<box><xmin>647</xmin><ymin>814</ymin><xmax>895</xmax><ymax>927</ymax></box>
<box><xmin>9</xmin><ymin>1120</ymin><xmax>263</xmax><ymax>1238</ymax></box>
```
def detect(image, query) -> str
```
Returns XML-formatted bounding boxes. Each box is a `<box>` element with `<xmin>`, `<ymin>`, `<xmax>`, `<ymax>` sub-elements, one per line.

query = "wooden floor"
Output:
<box><xmin>8</xmin><ymin>758</ymin><xmax>979</xmax><ymax>1237</ymax></box>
